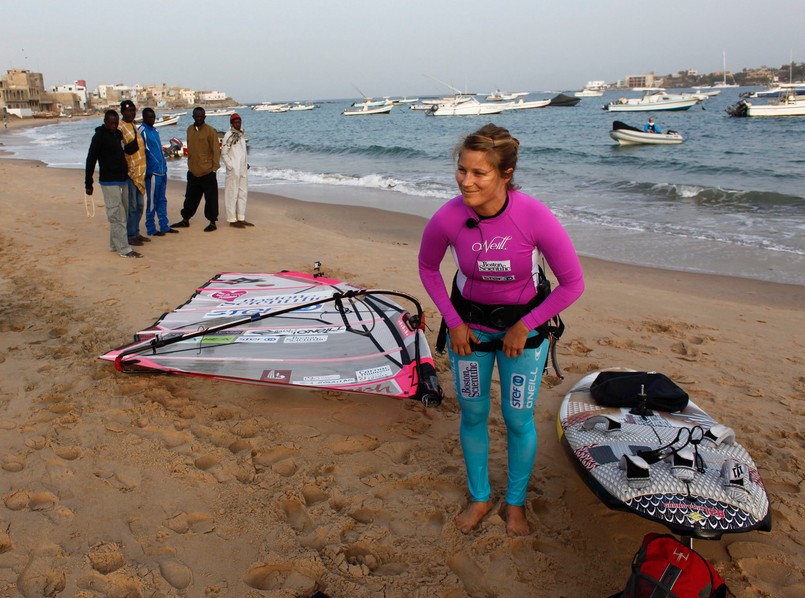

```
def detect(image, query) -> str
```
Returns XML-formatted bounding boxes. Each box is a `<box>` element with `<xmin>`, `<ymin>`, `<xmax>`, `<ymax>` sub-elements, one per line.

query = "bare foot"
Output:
<box><xmin>504</xmin><ymin>504</ymin><xmax>530</xmax><ymax>536</ymax></box>
<box><xmin>454</xmin><ymin>500</ymin><xmax>494</xmax><ymax>534</ymax></box>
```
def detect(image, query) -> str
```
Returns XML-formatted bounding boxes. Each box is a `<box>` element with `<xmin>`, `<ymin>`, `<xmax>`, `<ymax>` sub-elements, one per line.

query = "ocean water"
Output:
<box><xmin>3</xmin><ymin>90</ymin><xmax>804</xmax><ymax>285</ymax></box>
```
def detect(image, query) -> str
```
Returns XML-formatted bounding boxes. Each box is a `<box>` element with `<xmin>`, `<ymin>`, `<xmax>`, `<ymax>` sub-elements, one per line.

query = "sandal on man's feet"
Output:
<box><xmin>203</xmin><ymin>222</ymin><xmax>217</xmax><ymax>232</ymax></box>
<box><xmin>171</xmin><ymin>219</ymin><xmax>190</xmax><ymax>228</ymax></box>
<box><xmin>120</xmin><ymin>251</ymin><xmax>143</xmax><ymax>258</ymax></box>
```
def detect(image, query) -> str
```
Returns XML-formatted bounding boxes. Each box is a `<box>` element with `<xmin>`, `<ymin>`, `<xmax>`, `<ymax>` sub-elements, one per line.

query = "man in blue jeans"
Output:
<box><xmin>138</xmin><ymin>108</ymin><xmax>178</xmax><ymax>236</ymax></box>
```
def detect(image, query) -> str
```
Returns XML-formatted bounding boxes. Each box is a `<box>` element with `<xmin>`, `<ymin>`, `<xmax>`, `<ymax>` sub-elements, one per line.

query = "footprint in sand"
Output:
<box><xmin>2</xmin><ymin>456</ymin><xmax>25</xmax><ymax>472</ymax></box>
<box><xmin>283</xmin><ymin>499</ymin><xmax>314</xmax><ymax>532</ymax></box>
<box><xmin>164</xmin><ymin>511</ymin><xmax>216</xmax><ymax>534</ymax></box>
<box><xmin>243</xmin><ymin>562</ymin><xmax>318</xmax><ymax>593</ymax></box>
<box><xmin>328</xmin><ymin>435</ymin><xmax>381</xmax><ymax>455</ymax></box>
<box><xmin>158</xmin><ymin>556</ymin><xmax>193</xmax><ymax>590</ymax></box>
<box><xmin>302</xmin><ymin>485</ymin><xmax>329</xmax><ymax>506</ymax></box>
<box><xmin>193</xmin><ymin>454</ymin><xmax>220</xmax><ymax>472</ymax></box>
<box><xmin>87</xmin><ymin>542</ymin><xmax>126</xmax><ymax>574</ymax></box>
<box><xmin>76</xmin><ymin>572</ymin><xmax>141</xmax><ymax>596</ymax></box>
<box><xmin>16</xmin><ymin>544</ymin><xmax>67</xmax><ymax>598</ymax></box>
<box><xmin>565</xmin><ymin>339</ymin><xmax>593</xmax><ymax>356</ymax></box>
<box><xmin>447</xmin><ymin>553</ymin><xmax>493</xmax><ymax>598</ymax></box>
<box><xmin>671</xmin><ymin>340</ymin><xmax>700</xmax><ymax>361</ymax></box>
<box><xmin>597</xmin><ymin>336</ymin><xmax>658</xmax><ymax>354</ymax></box>
<box><xmin>374</xmin><ymin>441</ymin><xmax>415</xmax><ymax>465</ymax></box>
<box><xmin>94</xmin><ymin>465</ymin><xmax>141</xmax><ymax>491</ymax></box>
<box><xmin>252</xmin><ymin>444</ymin><xmax>299</xmax><ymax>468</ymax></box>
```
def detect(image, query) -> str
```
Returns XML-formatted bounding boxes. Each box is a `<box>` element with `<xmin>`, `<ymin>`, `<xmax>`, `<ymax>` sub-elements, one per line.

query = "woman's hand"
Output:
<box><xmin>449</xmin><ymin>323</ymin><xmax>479</xmax><ymax>356</ymax></box>
<box><xmin>502</xmin><ymin>320</ymin><xmax>530</xmax><ymax>358</ymax></box>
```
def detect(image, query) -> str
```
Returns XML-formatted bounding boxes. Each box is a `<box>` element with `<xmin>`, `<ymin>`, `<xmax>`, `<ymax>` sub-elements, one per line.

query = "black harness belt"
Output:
<box><xmin>433</xmin><ymin>270</ymin><xmax>566</xmax><ymax>377</ymax></box>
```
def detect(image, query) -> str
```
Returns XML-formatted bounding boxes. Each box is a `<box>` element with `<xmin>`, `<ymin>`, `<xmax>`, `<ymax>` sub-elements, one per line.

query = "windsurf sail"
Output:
<box><xmin>101</xmin><ymin>271</ymin><xmax>444</xmax><ymax>405</ymax></box>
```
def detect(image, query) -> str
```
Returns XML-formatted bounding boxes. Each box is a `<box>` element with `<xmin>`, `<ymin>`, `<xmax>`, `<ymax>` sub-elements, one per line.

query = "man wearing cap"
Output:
<box><xmin>171</xmin><ymin>106</ymin><xmax>221</xmax><ymax>232</ymax></box>
<box><xmin>221</xmin><ymin>113</ymin><xmax>253</xmax><ymax>228</ymax></box>
<box><xmin>119</xmin><ymin>99</ymin><xmax>149</xmax><ymax>246</ymax></box>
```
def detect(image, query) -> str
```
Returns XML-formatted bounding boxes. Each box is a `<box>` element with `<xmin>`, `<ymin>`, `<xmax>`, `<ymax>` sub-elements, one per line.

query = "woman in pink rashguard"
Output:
<box><xmin>418</xmin><ymin>124</ymin><xmax>584</xmax><ymax>535</ymax></box>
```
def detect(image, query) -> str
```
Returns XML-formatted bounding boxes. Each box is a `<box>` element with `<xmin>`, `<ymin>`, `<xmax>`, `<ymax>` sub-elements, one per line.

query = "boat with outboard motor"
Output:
<box><xmin>342</xmin><ymin>102</ymin><xmax>394</xmax><ymax>116</ymax></box>
<box><xmin>426</xmin><ymin>96</ymin><xmax>506</xmax><ymax>116</ymax></box>
<box><xmin>605</xmin><ymin>91</ymin><xmax>700</xmax><ymax>112</ymax></box>
<box><xmin>609</xmin><ymin>121</ymin><xmax>684</xmax><ymax>146</ymax></box>
<box><xmin>726</xmin><ymin>88</ymin><xmax>805</xmax><ymax>117</ymax></box>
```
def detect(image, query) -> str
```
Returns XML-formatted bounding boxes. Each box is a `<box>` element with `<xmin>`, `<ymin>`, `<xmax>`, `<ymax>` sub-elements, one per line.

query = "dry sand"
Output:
<box><xmin>0</xmin><ymin>140</ymin><xmax>803</xmax><ymax>597</ymax></box>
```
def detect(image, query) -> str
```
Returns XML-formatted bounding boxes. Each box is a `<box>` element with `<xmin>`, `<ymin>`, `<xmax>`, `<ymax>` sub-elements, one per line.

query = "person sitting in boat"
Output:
<box><xmin>643</xmin><ymin>117</ymin><xmax>661</xmax><ymax>133</ymax></box>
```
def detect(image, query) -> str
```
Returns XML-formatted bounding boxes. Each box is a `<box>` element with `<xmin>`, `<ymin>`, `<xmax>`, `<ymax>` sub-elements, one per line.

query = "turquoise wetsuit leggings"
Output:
<box><xmin>448</xmin><ymin>328</ymin><xmax>549</xmax><ymax>507</ymax></box>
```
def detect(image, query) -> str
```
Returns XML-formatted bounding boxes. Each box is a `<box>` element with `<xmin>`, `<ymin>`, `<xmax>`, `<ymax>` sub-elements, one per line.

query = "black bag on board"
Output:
<box><xmin>590</xmin><ymin>371</ymin><xmax>689</xmax><ymax>413</ymax></box>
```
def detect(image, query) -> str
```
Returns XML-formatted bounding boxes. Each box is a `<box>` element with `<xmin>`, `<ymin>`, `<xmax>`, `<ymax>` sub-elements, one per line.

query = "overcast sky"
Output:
<box><xmin>2</xmin><ymin>0</ymin><xmax>802</xmax><ymax>102</ymax></box>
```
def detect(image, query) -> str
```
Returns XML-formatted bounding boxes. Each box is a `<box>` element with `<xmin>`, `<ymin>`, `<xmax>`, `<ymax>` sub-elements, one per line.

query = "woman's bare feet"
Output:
<box><xmin>504</xmin><ymin>504</ymin><xmax>530</xmax><ymax>536</ymax></box>
<box><xmin>454</xmin><ymin>500</ymin><xmax>495</xmax><ymax>534</ymax></box>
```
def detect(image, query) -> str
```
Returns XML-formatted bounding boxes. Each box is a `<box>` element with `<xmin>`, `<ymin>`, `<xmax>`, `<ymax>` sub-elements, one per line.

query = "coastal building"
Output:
<box><xmin>625</xmin><ymin>72</ymin><xmax>660</xmax><ymax>89</ymax></box>
<box><xmin>197</xmin><ymin>90</ymin><xmax>227</xmax><ymax>103</ymax></box>
<box><xmin>0</xmin><ymin>68</ymin><xmax>52</xmax><ymax>117</ymax></box>
<box><xmin>49</xmin><ymin>82</ymin><xmax>88</xmax><ymax>112</ymax></box>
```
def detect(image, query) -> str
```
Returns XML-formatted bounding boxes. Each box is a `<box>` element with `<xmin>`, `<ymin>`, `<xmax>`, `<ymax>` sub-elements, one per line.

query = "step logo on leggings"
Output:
<box><xmin>510</xmin><ymin>373</ymin><xmax>536</xmax><ymax>409</ymax></box>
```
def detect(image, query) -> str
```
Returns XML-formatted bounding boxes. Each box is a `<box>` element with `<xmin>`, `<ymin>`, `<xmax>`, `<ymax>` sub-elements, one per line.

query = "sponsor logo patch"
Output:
<box><xmin>236</xmin><ymin>331</ymin><xmax>280</xmax><ymax>343</ymax></box>
<box><xmin>477</xmin><ymin>260</ymin><xmax>511</xmax><ymax>272</ymax></box>
<box><xmin>356</xmin><ymin>365</ymin><xmax>393</xmax><ymax>382</ymax></box>
<box><xmin>471</xmin><ymin>235</ymin><xmax>512</xmax><ymax>253</ymax></box>
<box><xmin>301</xmin><ymin>375</ymin><xmax>357</xmax><ymax>385</ymax></box>
<box><xmin>510</xmin><ymin>374</ymin><xmax>526</xmax><ymax>408</ymax></box>
<box><xmin>260</xmin><ymin>369</ymin><xmax>292</xmax><ymax>383</ymax></box>
<box><xmin>458</xmin><ymin>361</ymin><xmax>480</xmax><ymax>398</ymax></box>
<box><xmin>283</xmin><ymin>335</ymin><xmax>328</xmax><ymax>344</ymax></box>
<box><xmin>210</xmin><ymin>290</ymin><xmax>247</xmax><ymax>302</ymax></box>
<box><xmin>199</xmin><ymin>333</ymin><xmax>239</xmax><ymax>345</ymax></box>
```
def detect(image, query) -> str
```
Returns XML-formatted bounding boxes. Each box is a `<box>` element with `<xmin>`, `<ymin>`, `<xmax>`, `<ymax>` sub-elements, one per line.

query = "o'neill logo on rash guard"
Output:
<box><xmin>472</xmin><ymin>236</ymin><xmax>512</xmax><ymax>253</ymax></box>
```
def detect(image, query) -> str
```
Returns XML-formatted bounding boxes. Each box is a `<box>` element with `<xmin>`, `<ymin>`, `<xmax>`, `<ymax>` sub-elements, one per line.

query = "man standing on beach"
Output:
<box><xmin>139</xmin><ymin>108</ymin><xmax>178</xmax><ymax>236</ymax></box>
<box><xmin>221</xmin><ymin>113</ymin><xmax>253</xmax><ymax>228</ymax></box>
<box><xmin>85</xmin><ymin>110</ymin><xmax>142</xmax><ymax>258</ymax></box>
<box><xmin>118</xmin><ymin>100</ymin><xmax>149</xmax><ymax>247</ymax></box>
<box><xmin>171</xmin><ymin>106</ymin><xmax>220</xmax><ymax>232</ymax></box>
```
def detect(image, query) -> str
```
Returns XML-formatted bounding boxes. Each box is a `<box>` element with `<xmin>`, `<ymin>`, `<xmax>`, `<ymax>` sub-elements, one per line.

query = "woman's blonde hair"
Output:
<box><xmin>454</xmin><ymin>123</ymin><xmax>521</xmax><ymax>189</ymax></box>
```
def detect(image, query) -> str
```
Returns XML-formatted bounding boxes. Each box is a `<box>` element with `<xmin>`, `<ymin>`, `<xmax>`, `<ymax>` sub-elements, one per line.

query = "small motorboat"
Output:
<box><xmin>609</xmin><ymin>121</ymin><xmax>684</xmax><ymax>146</ymax></box>
<box><xmin>342</xmin><ymin>102</ymin><xmax>394</xmax><ymax>116</ymax></box>
<box><xmin>505</xmin><ymin>98</ymin><xmax>551</xmax><ymax>111</ymax></box>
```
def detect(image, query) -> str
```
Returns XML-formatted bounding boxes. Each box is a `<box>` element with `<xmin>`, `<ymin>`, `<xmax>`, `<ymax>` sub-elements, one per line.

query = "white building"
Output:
<box><xmin>197</xmin><ymin>90</ymin><xmax>227</xmax><ymax>102</ymax></box>
<box><xmin>50</xmin><ymin>83</ymin><xmax>88</xmax><ymax>110</ymax></box>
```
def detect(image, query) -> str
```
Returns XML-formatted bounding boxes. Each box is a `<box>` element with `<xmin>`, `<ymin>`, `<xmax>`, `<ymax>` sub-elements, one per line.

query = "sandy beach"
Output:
<box><xmin>0</xmin><ymin>125</ymin><xmax>803</xmax><ymax>596</ymax></box>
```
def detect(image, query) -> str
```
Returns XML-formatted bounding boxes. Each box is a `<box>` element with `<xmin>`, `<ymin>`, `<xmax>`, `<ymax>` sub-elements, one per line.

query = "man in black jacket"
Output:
<box><xmin>85</xmin><ymin>110</ymin><xmax>142</xmax><ymax>258</ymax></box>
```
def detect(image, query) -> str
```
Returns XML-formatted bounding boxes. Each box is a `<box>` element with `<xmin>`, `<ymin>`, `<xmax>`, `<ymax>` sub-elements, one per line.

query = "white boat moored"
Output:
<box><xmin>604</xmin><ymin>91</ymin><xmax>700</xmax><ymax>112</ymax></box>
<box><xmin>727</xmin><ymin>88</ymin><xmax>805</xmax><ymax>117</ymax></box>
<box><xmin>505</xmin><ymin>98</ymin><xmax>550</xmax><ymax>111</ymax></box>
<box><xmin>427</xmin><ymin>96</ymin><xmax>506</xmax><ymax>116</ymax></box>
<box><xmin>342</xmin><ymin>102</ymin><xmax>394</xmax><ymax>116</ymax></box>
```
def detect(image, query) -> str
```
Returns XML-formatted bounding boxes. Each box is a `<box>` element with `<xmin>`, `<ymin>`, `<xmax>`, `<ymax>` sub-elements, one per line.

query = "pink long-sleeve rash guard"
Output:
<box><xmin>418</xmin><ymin>190</ymin><xmax>585</xmax><ymax>332</ymax></box>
